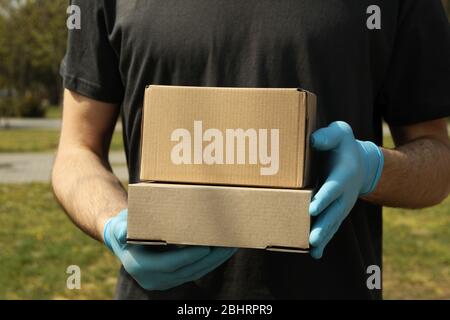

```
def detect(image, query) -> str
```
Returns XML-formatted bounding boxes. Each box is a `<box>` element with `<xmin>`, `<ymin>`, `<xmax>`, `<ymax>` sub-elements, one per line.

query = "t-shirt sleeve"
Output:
<box><xmin>379</xmin><ymin>0</ymin><xmax>450</xmax><ymax>126</ymax></box>
<box><xmin>60</xmin><ymin>0</ymin><xmax>124</xmax><ymax>104</ymax></box>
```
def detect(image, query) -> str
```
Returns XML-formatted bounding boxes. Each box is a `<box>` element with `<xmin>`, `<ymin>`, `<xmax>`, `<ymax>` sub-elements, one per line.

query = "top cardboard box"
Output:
<box><xmin>140</xmin><ymin>85</ymin><xmax>317</xmax><ymax>188</ymax></box>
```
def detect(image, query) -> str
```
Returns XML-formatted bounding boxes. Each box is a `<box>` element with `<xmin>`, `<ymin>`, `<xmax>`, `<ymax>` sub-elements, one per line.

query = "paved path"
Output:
<box><xmin>1</xmin><ymin>118</ymin><xmax>122</xmax><ymax>131</ymax></box>
<box><xmin>1</xmin><ymin>118</ymin><xmax>62</xmax><ymax>130</ymax></box>
<box><xmin>0</xmin><ymin>151</ymin><xmax>128</xmax><ymax>183</ymax></box>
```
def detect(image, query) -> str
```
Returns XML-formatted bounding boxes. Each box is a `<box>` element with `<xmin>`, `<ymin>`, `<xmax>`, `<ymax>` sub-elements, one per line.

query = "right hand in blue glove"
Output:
<box><xmin>308</xmin><ymin>121</ymin><xmax>384</xmax><ymax>259</ymax></box>
<box><xmin>103</xmin><ymin>209</ymin><xmax>237</xmax><ymax>291</ymax></box>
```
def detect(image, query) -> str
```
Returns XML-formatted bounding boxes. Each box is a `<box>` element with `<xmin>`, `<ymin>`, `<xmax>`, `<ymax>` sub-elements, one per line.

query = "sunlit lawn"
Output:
<box><xmin>0</xmin><ymin>183</ymin><xmax>120</xmax><ymax>299</ymax></box>
<box><xmin>383</xmin><ymin>197</ymin><xmax>450</xmax><ymax>299</ymax></box>
<box><xmin>45</xmin><ymin>106</ymin><xmax>63</xmax><ymax>119</ymax></box>
<box><xmin>0</xmin><ymin>129</ymin><xmax>123</xmax><ymax>152</ymax></box>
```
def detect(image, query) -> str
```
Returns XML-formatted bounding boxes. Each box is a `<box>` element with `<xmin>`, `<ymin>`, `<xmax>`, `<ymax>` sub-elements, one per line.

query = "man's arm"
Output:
<box><xmin>363</xmin><ymin>118</ymin><xmax>450</xmax><ymax>208</ymax></box>
<box><xmin>52</xmin><ymin>89</ymin><xmax>127</xmax><ymax>242</ymax></box>
<box><xmin>309</xmin><ymin>118</ymin><xmax>450</xmax><ymax>258</ymax></box>
<box><xmin>52</xmin><ymin>89</ymin><xmax>237</xmax><ymax>290</ymax></box>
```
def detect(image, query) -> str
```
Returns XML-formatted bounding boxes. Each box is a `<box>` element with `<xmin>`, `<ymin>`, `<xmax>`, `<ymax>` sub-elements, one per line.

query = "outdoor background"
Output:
<box><xmin>0</xmin><ymin>0</ymin><xmax>449</xmax><ymax>299</ymax></box>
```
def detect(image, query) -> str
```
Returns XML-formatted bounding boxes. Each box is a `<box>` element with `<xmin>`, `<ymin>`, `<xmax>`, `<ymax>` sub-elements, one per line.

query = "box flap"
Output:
<box><xmin>298</xmin><ymin>88</ymin><xmax>317</xmax><ymax>188</ymax></box>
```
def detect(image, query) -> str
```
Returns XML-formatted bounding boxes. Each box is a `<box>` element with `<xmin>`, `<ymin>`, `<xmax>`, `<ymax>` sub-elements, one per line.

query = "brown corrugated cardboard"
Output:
<box><xmin>140</xmin><ymin>85</ymin><xmax>317</xmax><ymax>188</ymax></box>
<box><xmin>127</xmin><ymin>183</ymin><xmax>311</xmax><ymax>252</ymax></box>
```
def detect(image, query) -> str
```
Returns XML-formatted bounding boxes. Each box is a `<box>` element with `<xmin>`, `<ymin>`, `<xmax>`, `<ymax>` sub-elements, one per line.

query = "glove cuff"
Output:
<box><xmin>103</xmin><ymin>217</ymin><xmax>115</xmax><ymax>252</ymax></box>
<box><xmin>358</xmin><ymin>140</ymin><xmax>384</xmax><ymax>195</ymax></box>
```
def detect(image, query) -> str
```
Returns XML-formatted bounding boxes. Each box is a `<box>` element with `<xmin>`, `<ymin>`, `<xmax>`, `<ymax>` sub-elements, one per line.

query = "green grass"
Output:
<box><xmin>383</xmin><ymin>197</ymin><xmax>450</xmax><ymax>299</ymax></box>
<box><xmin>0</xmin><ymin>130</ymin><xmax>61</xmax><ymax>153</ymax></box>
<box><xmin>383</xmin><ymin>135</ymin><xmax>394</xmax><ymax>149</ymax></box>
<box><xmin>0</xmin><ymin>183</ymin><xmax>120</xmax><ymax>299</ymax></box>
<box><xmin>0</xmin><ymin>182</ymin><xmax>448</xmax><ymax>300</ymax></box>
<box><xmin>45</xmin><ymin>106</ymin><xmax>63</xmax><ymax>119</ymax></box>
<box><xmin>0</xmin><ymin>129</ymin><xmax>124</xmax><ymax>153</ymax></box>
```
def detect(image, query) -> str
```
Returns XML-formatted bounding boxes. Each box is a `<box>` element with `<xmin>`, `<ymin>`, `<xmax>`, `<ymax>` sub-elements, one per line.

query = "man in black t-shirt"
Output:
<box><xmin>53</xmin><ymin>0</ymin><xmax>450</xmax><ymax>299</ymax></box>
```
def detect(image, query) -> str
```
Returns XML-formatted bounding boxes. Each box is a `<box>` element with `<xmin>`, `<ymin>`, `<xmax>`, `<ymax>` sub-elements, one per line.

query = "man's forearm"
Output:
<box><xmin>363</xmin><ymin>137</ymin><xmax>450</xmax><ymax>208</ymax></box>
<box><xmin>52</xmin><ymin>147</ymin><xmax>127</xmax><ymax>242</ymax></box>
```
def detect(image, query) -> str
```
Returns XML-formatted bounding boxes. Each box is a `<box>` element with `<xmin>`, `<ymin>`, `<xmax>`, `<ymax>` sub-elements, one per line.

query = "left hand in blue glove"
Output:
<box><xmin>309</xmin><ymin>121</ymin><xmax>384</xmax><ymax>259</ymax></box>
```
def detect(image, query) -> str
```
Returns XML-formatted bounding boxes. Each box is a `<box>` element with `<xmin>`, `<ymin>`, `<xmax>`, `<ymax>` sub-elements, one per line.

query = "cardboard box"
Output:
<box><xmin>140</xmin><ymin>85</ymin><xmax>317</xmax><ymax>188</ymax></box>
<box><xmin>127</xmin><ymin>183</ymin><xmax>311</xmax><ymax>252</ymax></box>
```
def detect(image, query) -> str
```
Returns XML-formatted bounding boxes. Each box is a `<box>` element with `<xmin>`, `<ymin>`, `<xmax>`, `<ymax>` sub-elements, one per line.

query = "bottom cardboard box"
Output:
<box><xmin>127</xmin><ymin>183</ymin><xmax>312</xmax><ymax>253</ymax></box>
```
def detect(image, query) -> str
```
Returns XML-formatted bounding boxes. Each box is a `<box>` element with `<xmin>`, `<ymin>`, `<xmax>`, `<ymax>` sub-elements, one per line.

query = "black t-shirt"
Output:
<box><xmin>61</xmin><ymin>0</ymin><xmax>450</xmax><ymax>299</ymax></box>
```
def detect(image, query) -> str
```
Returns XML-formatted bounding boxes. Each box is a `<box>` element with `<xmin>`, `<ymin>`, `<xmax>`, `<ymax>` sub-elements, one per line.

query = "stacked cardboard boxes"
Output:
<box><xmin>127</xmin><ymin>85</ymin><xmax>317</xmax><ymax>253</ymax></box>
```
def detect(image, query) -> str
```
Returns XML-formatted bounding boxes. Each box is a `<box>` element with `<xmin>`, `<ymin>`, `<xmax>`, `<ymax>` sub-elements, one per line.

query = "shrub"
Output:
<box><xmin>13</xmin><ymin>93</ymin><xmax>46</xmax><ymax>118</ymax></box>
<box><xmin>0</xmin><ymin>96</ymin><xmax>17</xmax><ymax>119</ymax></box>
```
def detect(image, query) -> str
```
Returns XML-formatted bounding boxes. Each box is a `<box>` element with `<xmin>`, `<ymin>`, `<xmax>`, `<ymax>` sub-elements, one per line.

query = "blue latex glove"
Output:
<box><xmin>309</xmin><ymin>121</ymin><xmax>384</xmax><ymax>259</ymax></box>
<box><xmin>103</xmin><ymin>209</ymin><xmax>237</xmax><ymax>291</ymax></box>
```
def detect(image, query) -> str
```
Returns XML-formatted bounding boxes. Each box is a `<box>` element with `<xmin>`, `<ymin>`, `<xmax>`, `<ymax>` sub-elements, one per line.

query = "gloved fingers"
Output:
<box><xmin>310</xmin><ymin>246</ymin><xmax>323</xmax><ymax>259</ymax></box>
<box><xmin>148</xmin><ymin>261</ymin><xmax>221</xmax><ymax>292</ymax></box>
<box><xmin>142</xmin><ymin>247</ymin><xmax>236</xmax><ymax>290</ymax></box>
<box><xmin>111</xmin><ymin>219</ymin><xmax>128</xmax><ymax>246</ymax></box>
<box><xmin>177</xmin><ymin>249</ymin><xmax>237</xmax><ymax>284</ymax></box>
<box><xmin>129</xmin><ymin>269</ymin><xmax>181</xmax><ymax>292</ymax></box>
<box><xmin>311</xmin><ymin>121</ymin><xmax>351</xmax><ymax>151</ymax></box>
<box><xmin>103</xmin><ymin>210</ymin><xmax>128</xmax><ymax>252</ymax></box>
<box><xmin>119</xmin><ymin>245</ymin><xmax>211</xmax><ymax>278</ymax></box>
<box><xmin>309</xmin><ymin>178</ymin><xmax>344</xmax><ymax>216</ymax></box>
<box><xmin>137</xmin><ymin>246</ymin><xmax>212</xmax><ymax>273</ymax></box>
<box><xmin>133</xmin><ymin>248</ymin><xmax>237</xmax><ymax>291</ymax></box>
<box><xmin>310</xmin><ymin>222</ymin><xmax>339</xmax><ymax>259</ymax></box>
<box><xmin>311</xmin><ymin>214</ymin><xmax>344</xmax><ymax>259</ymax></box>
<box><xmin>148</xmin><ymin>252</ymin><xmax>234</xmax><ymax>291</ymax></box>
<box><xmin>174</xmin><ymin>247</ymin><xmax>237</xmax><ymax>280</ymax></box>
<box><xmin>117</xmin><ymin>209</ymin><xmax>128</xmax><ymax>219</ymax></box>
<box><xmin>309</xmin><ymin>197</ymin><xmax>345</xmax><ymax>248</ymax></box>
<box><xmin>172</xmin><ymin>247</ymin><xmax>236</xmax><ymax>278</ymax></box>
<box><xmin>311</xmin><ymin>244</ymin><xmax>325</xmax><ymax>259</ymax></box>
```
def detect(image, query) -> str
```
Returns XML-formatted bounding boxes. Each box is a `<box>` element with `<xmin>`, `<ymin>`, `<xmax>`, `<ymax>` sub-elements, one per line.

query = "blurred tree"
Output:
<box><xmin>26</xmin><ymin>0</ymin><xmax>67</xmax><ymax>105</ymax></box>
<box><xmin>0</xmin><ymin>0</ymin><xmax>448</xmax><ymax>119</ymax></box>
<box><xmin>0</xmin><ymin>0</ymin><xmax>66</xmax><ymax>119</ymax></box>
